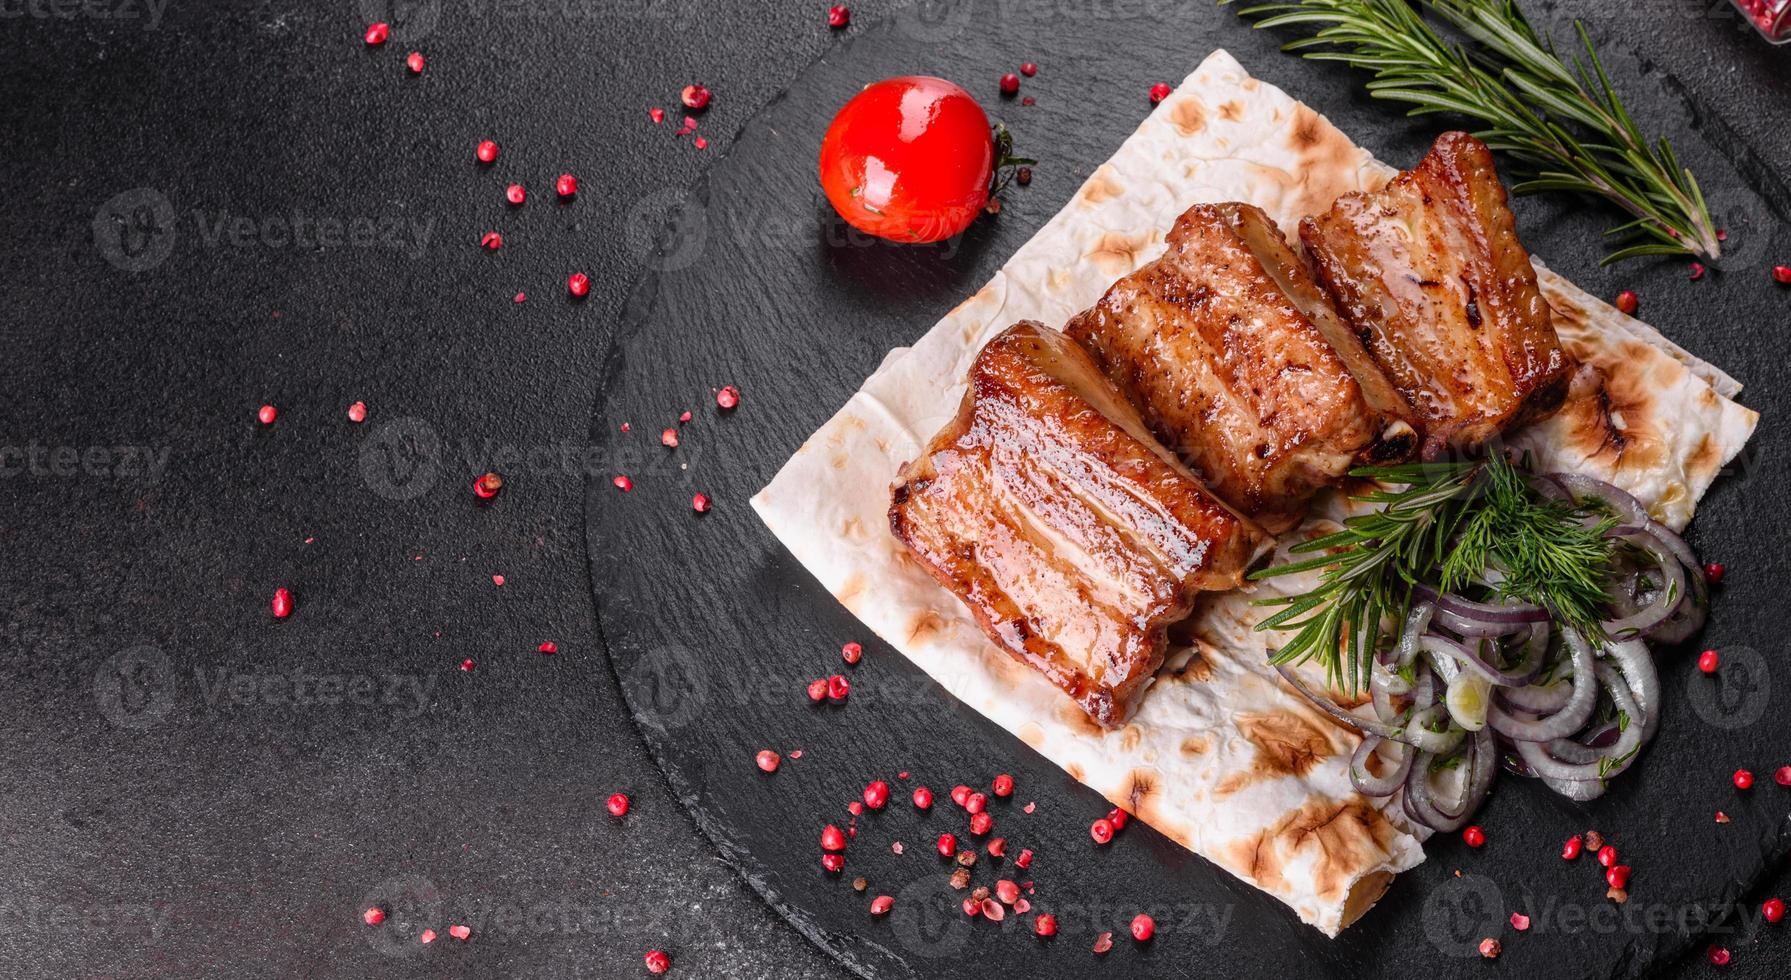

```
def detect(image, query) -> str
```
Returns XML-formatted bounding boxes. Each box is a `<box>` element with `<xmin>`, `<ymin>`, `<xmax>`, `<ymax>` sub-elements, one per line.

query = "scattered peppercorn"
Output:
<box><xmin>1090</xmin><ymin>817</ymin><xmax>1114</xmax><ymax>844</ymax></box>
<box><xmin>364</xmin><ymin>22</ymin><xmax>389</xmax><ymax>46</ymax></box>
<box><xmin>607</xmin><ymin>793</ymin><xmax>630</xmax><ymax>818</ymax></box>
<box><xmin>1462</xmin><ymin>825</ymin><xmax>1486</xmax><ymax>848</ymax></box>
<box><xmin>1034</xmin><ymin>913</ymin><xmax>1057</xmax><ymax>937</ymax></box>
<box><xmin>1614</xmin><ymin>290</ymin><xmax>1639</xmax><ymax>315</ymax></box>
<box><xmin>828</xmin><ymin>4</ymin><xmax>850</xmax><ymax>28</ymax></box>
<box><xmin>1130</xmin><ymin>913</ymin><xmax>1154</xmax><ymax>941</ymax></box>
<box><xmin>1149</xmin><ymin>82</ymin><xmax>1172</xmax><ymax>104</ymax></box>
<box><xmin>1736</xmin><ymin>768</ymin><xmax>1756</xmax><ymax>790</ymax></box>
<box><xmin>755</xmin><ymin>750</ymin><xmax>780</xmax><ymax>773</ymax></box>
<box><xmin>999</xmin><ymin>73</ymin><xmax>1020</xmax><ymax>96</ymax></box>
<box><xmin>1699</xmin><ymin>649</ymin><xmax>1721</xmax><ymax>673</ymax></box>
<box><xmin>644</xmin><ymin>949</ymin><xmax>671</xmax><ymax>974</ymax></box>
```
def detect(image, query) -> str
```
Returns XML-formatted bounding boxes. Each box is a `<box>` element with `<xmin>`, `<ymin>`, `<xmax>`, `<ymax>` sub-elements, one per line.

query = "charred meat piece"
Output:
<box><xmin>1300</xmin><ymin>132</ymin><xmax>1571</xmax><ymax>457</ymax></box>
<box><xmin>889</xmin><ymin>322</ymin><xmax>1271</xmax><ymax>729</ymax></box>
<box><xmin>1066</xmin><ymin>203</ymin><xmax>1415</xmax><ymax>532</ymax></box>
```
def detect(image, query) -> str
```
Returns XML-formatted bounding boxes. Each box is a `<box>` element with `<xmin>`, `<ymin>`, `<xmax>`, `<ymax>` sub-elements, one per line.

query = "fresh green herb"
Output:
<box><xmin>1220</xmin><ymin>0</ymin><xmax>1720</xmax><ymax>264</ymax></box>
<box><xmin>1441</xmin><ymin>453</ymin><xmax>1617</xmax><ymax>640</ymax></box>
<box><xmin>989</xmin><ymin>123</ymin><xmax>1036</xmax><ymax>200</ymax></box>
<box><xmin>1250</xmin><ymin>455</ymin><xmax>1617</xmax><ymax>694</ymax></box>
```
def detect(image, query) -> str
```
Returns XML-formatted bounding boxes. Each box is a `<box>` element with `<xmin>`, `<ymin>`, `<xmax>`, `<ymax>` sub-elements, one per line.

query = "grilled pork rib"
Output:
<box><xmin>1300</xmin><ymin>132</ymin><xmax>1571</xmax><ymax>457</ymax></box>
<box><xmin>1066</xmin><ymin>203</ymin><xmax>1415</xmax><ymax>532</ymax></box>
<box><xmin>889</xmin><ymin>322</ymin><xmax>1271</xmax><ymax>729</ymax></box>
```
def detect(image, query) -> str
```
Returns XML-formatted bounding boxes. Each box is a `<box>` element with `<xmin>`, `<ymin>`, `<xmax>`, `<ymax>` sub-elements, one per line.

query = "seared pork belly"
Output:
<box><xmin>1066</xmin><ymin>203</ymin><xmax>1414</xmax><ymax>532</ymax></box>
<box><xmin>889</xmin><ymin>322</ymin><xmax>1270</xmax><ymax>729</ymax></box>
<box><xmin>1300</xmin><ymin>132</ymin><xmax>1571</xmax><ymax>457</ymax></box>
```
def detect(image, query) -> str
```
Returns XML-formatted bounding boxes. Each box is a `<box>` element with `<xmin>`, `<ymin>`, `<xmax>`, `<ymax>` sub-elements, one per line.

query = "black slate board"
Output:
<box><xmin>586</xmin><ymin>2</ymin><xmax>1791</xmax><ymax>977</ymax></box>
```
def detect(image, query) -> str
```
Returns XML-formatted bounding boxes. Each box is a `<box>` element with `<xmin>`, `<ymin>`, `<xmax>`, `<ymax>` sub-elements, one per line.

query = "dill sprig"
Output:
<box><xmin>1221</xmin><ymin>0</ymin><xmax>1721</xmax><ymax>264</ymax></box>
<box><xmin>1250</xmin><ymin>455</ymin><xmax>1618</xmax><ymax>694</ymax></box>
<box><xmin>1440</xmin><ymin>454</ymin><xmax>1617</xmax><ymax>639</ymax></box>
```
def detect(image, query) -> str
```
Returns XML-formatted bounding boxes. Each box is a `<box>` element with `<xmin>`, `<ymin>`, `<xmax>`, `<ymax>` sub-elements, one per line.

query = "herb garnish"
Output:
<box><xmin>1250</xmin><ymin>454</ymin><xmax>1617</xmax><ymax>694</ymax></box>
<box><xmin>1221</xmin><ymin>0</ymin><xmax>1721</xmax><ymax>264</ymax></box>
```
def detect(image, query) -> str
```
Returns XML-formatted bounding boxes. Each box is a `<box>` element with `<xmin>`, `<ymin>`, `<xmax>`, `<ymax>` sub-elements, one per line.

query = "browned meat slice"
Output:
<box><xmin>1066</xmin><ymin>203</ymin><xmax>1415</xmax><ymax>532</ymax></box>
<box><xmin>889</xmin><ymin>322</ymin><xmax>1271</xmax><ymax>729</ymax></box>
<box><xmin>1300</xmin><ymin>132</ymin><xmax>1572</xmax><ymax>457</ymax></box>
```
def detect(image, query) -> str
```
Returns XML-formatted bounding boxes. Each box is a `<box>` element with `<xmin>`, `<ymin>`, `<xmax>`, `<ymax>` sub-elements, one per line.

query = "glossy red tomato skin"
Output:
<box><xmin>819</xmin><ymin>76</ymin><xmax>993</xmax><ymax>243</ymax></box>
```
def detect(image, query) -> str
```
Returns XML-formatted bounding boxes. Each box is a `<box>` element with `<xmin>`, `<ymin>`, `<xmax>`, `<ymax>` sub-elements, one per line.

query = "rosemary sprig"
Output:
<box><xmin>1222</xmin><ymin>0</ymin><xmax>1720</xmax><ymax>264</ymax></box>
<box><xmin>1250</xmin><ymin>455</ymin><xmax>1617</xmax><ymax>694</ymax></box>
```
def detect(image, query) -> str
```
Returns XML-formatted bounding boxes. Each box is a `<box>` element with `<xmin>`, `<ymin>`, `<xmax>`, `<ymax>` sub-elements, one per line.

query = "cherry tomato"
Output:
<box><xmin>819</xmin><ymin>76</ymin><xmax>993</xmax><ymax>243</ymax></box>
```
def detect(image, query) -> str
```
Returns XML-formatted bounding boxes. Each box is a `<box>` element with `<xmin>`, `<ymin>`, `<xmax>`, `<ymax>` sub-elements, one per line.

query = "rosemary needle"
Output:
<box><xmin>1222</xmin><ymin>0</ymin><xmax>1720</xmax><ymax>264</ymax></box>
<box><xmin>1250</xmin><ymin>455</ymin><xmax>1617</xmax><ymax>695</ymax></box>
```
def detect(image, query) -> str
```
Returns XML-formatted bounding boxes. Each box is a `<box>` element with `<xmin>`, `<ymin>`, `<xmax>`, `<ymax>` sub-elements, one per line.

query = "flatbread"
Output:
<box><xmin>751</xmin><ymin>49</ymin><xmax>1757</xmax><ymax>935</ymax></box>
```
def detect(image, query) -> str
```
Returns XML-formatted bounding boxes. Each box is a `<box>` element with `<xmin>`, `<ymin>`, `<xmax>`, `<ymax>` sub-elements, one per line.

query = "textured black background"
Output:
<box><xmin>1</xmin><ymin>1</ymin><xmax>1786</xmax><ymax>978</ymax></box>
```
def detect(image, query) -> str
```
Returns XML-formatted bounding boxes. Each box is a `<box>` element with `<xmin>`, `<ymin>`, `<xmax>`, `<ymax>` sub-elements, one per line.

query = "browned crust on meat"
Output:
<box><xmin>1300</xmin><ymin>132</ymin><xmax>1571</xmax><ymax>457</ymax></box>
<box><xmin>889</xmin><ymin>322</ymin><xmax>1270</xmax><ymax>729</ymax></box>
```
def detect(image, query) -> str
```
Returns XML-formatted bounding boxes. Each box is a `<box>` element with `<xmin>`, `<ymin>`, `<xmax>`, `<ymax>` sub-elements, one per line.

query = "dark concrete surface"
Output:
<box><xmin>0</xmin><ymin>1</ymin><xmax>1784</xmax><ymax>978</ymax></box>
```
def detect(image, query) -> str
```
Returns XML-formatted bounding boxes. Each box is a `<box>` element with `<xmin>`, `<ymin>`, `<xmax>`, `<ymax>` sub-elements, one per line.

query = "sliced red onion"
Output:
<box><xmin>1402</xmin><ymin>728</ymin><xmax>1493</xmax><ymax>832</ymax></box>
<box><xmin>1541</xmin><ymin>775</ymin><xmax>1606</xmax><ymax>801</ymax></box>
<box><xmin>1514</xmin><ymin>665</ymin><xmax>1647</xmax><ymax>784</ymax></box>
<box><xmin>1499</xmin><ymin>679</ymin><xmax>1571</xmax><ymax>714</ymax></box>
<box><xmin>1487</xmin><ymin>627</ymin><xmax>1597</xmax><ymax>741</ymax></box>
<box><xmin>1413</xmin><ymin>583</ymin><xmax>1548</xmax><ymax>635</ymax></box>
<box><xmin>1405</xmin><ymin>703</ymin><xmax>1467</xmax><ymax>754</ymax></box>
<box><xmin>1421</xmin><ymin>633</ymin><xmax>1543</xmax><ymax>687</ymax></box>
<box><xmin>1546</xmin><ymin>472</ymin><xmax>1650</xmax><ymax>526</ymax></box>
<box><xmin>1601</xmin><ymin>637</ymin><xmax>1660</xmax><ymax>742</ymax></box>
<box><xmin>1640</xmin><ymin>522</ymin><xmax>1708</xmax><ymax>644</ymax></box>
<box><xmin>1602</xmin><ymin>528</ymin><xmax>1687</xmax><ymax>639</ymax></box>
<box><xmin>1350</xmin><ymin>736</ymin><xmax>1412</xmax><ymax>797</ymax></box>
<box><xmin>1395</xmin><ymin>603</ymin><xmax>1435</xmax><ymax>667</ymax></box>
<box><xmin>1275</xmin><ymin>665</ymin><xmax>1413</xmax><ymax>743</ymax></box>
